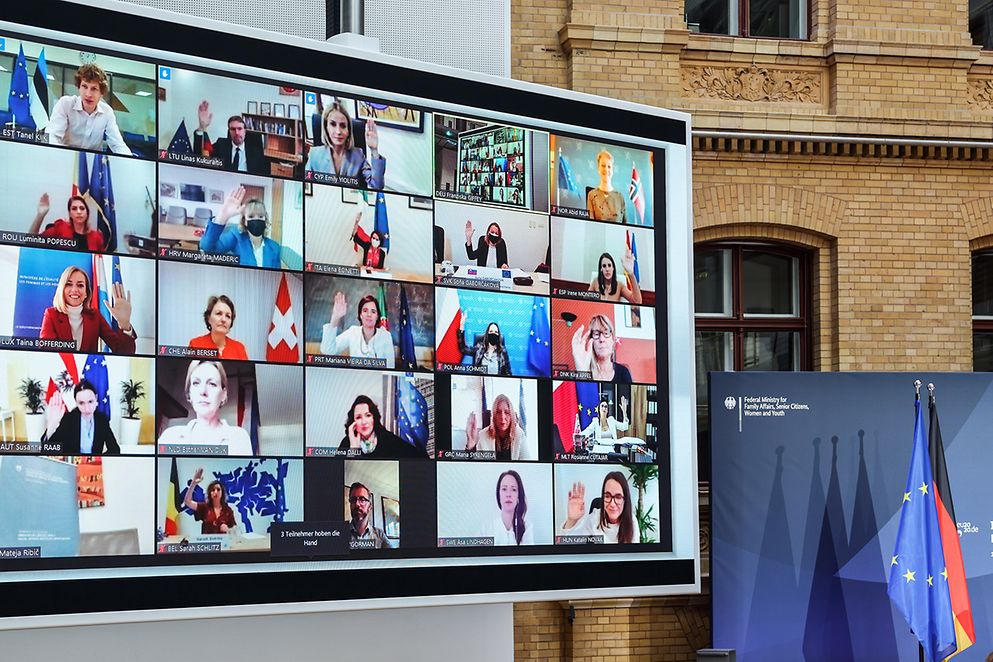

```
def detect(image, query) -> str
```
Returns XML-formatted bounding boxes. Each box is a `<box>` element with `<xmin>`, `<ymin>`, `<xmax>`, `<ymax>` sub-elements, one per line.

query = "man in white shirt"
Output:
<box><xmin>47</xmin><ymin>64</ymin><xmax>131</xmax><ymax>155</ymax></box>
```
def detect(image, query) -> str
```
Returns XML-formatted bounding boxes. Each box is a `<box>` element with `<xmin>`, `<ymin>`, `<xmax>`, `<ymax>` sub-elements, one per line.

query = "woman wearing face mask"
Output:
<box><xmin>29</xmin><ymin>193</ymin><xmax>106</xmax><ymax>252</ymax></box>
<box><xmin>559</xmin><ymin>472</ymin><xmax>639</xmax><ymax>544</ymax></box>
<box><xmin>199</xmin><ymin>186</ymin><xmax>282</xmax><ymax>269</ymax></box>
<box><xmin>321</xmin><ymin>293</ymin><xmax>396</xmax><ymax>368</ymax></box>
<box><xmin>40</xmin><ymin>266</ymin><xmax>136</xmax><ymax>354</ymax></box>
<box><xmin>484</xmin><ymin>470</ymin><xmax>532</xmax><ymax>545</ymax></box>
<box><xmin>465</xmin><ymin>393</ymin><xmax>527</xmax><ymax>460</ymax></box>
<box><xmin>305</xmin><ymin>101</ymin><xmax>385</xmax><ymax>190</ymax></box>
<box><xmin>184</xmin><ymin>468</ymin><xmax>238</xmax><ymax>534</ymax></box>
<box><xmin>588</xmin><ymin>252</ymin><xmax>641</xmax><ymax>304</ymax></box>
<box><xmin>456</xmin><ymin>311</ymin><xmax>512</xmax><ymax>376</ymax></box>
<box><xmin>337</xmin><ymin>395</ymin><xmax>423</xmax><ymax>458</ymax></box>
<box><xmin>587</xmin><ymin>150</ymin><xmax>627</xmax><ymax>223</ymax></box>
<box><xmin>349</xmin><ymin>212</ymin><xmax>388</xmax><ymax>271</ymax></box>
<box><xmin>159</xmin><ymin>360</ymin><xmax>253</xmax><ymax>455</ymax></box>
<box><xmin>464</xmin><ymin>220</ymin><xmax>509</xmax><ymax>269</ymax></box>
<box><xmin>570</xmin><ymin>314</ymin><xmax>632</xmax><ymax>383</ymax></box>
<box><xmin>188</xmin><ymin>295</ymin><xmax>249</xmax><ymax>360</ymax></box>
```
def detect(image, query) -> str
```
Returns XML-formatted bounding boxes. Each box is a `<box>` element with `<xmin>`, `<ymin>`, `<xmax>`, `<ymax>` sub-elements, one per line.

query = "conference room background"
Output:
<box><xmin>0</xmin><ymin>29</ymin><xmax>670</xmax><ymax>574</ymax></box>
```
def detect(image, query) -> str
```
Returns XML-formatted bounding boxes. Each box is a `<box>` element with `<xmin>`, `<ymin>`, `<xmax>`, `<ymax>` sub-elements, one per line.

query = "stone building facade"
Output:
<box><xmin>511</xmin><ymin>0</ymin><xmax>993</xmax><ymax>658</ymax></box>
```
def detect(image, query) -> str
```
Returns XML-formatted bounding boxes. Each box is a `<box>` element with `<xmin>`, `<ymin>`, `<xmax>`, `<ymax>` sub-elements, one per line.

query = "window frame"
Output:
<box><xmin>686</xmin><ymin>0</ymin><xmax>811</xmax><ymax>41</ymax></box>
<box><xmin>694</xmin><ymin>241</ymin><xmax>813</xmax><ymax>371</ymax></box>
<box><xmin>972</xmin><ymin>249</ymin><xmax>993</xmax><ymax>370</ymax></box>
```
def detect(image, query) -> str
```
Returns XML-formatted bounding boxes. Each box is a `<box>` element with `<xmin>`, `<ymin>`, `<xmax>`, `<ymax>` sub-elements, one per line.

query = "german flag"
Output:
<box><xmin>929</xmin><ymin>391</ymin><xmax>975</xmax><ymax>658</ymax></box>
<box><xmin>164</xmin><ymin>457</ymin><xmax>181</xmax><ymax>536</ymax></box>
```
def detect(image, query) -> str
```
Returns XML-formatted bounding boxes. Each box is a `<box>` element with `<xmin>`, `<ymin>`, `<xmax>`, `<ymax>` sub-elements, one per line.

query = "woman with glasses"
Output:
<box><xmin>578</xmin><ymin>396</ymin><xmax>630</xmax><ymax>443</ymax></box>
<box><xmin>337</xmin><ymin>395</ymin><xmax>424</xmax><ymax>459</ymax></box>
<box><xmin>570</xmin><ymin>314</ymin><xmax>632</xmax><ymax>383</ymax></box>
<box><xmin>199</xmin><ymin>186</ymin><xmax>284</xmax><ymax>268</ymax></box>
<box><xmin>558</xmin><ymin>471</ymin><xmax>638</xmax><ymax>544</ymax></box>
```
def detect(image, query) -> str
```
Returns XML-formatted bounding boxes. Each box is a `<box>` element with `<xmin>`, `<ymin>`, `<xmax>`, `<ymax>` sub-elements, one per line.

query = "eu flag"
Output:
<box><xmin>81</xmin><ymin>354</ymin><xmax>111</xmax><ymax>421</ymax></box>
<box><xmin>374</xmin><ymin>191</ymin><xmax>390</xmax><ymax>251</ymax></box>
<box><xmin>396</xmin><ymin>378</ymin><xmax>428</xmax><ymax>450</ymax></box>
<box><xmin>887</xmin><ymin>396</ymin><xmax>957</xmax><ymax>662</ymax></box>
<box><xmin>168</xmin><ymin>119</ymin><xmax>193</xmax><ymax>155</ymax></box>
<box><xmin>527</xmin><ymin>296</ymin><xmax>550</xmax><ymax>374</ymax></box>
<box><xmin>576</xmin><ymin>381</ymin><xmax>599</xmax><ymax>431</ymax></box>
<box><xmin>398</xmin><ymin>285</ymin><xmax>417</xmax><ymax>370</ymax></box>
<box><xmin>89</xmin><ymin>154</ymin><xmax>117</xmax><ymax>252</ymax></box>
<box><xmin>8</xmin><ymin>45</ymin><xmax>35</xmax><ymax>130</ymax></box>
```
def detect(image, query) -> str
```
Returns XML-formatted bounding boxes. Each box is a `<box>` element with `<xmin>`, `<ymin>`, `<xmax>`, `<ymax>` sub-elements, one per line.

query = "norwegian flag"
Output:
<box><xmin>266</xmin><ymin>274</ymin><xmax>300</xmax><ymax>363</ymax></box>
<box><xmin>629</xmin><ymin>164</ymin><xmax>646</xmax><ymax>224</ymax></box>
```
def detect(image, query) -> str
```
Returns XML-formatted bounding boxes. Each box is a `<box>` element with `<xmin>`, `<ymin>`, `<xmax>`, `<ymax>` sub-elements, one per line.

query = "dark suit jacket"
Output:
<box><xmin>40</xmin><ymin>307</ymin><xmax>136</xmax><ymax>354</ymax></box>
<box><xmin>46</xmin><ymin>409</ymin><xmax>120</xmax><ymax>455</ymax></box>
<box><xmin>465</xmin><ymin>237</ymin><xmax>508</xmax><ymax>268</ymax></box>
<box><xmin>194</xmin><ymin>131</ymin><xmax>269</xmax><ymax>175</ymax></box>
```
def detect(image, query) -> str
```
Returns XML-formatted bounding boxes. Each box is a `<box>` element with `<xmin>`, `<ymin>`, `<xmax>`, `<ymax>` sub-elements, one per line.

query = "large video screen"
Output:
<box><xmin>0</xmin><ymin>2</ymin><xmax>694</xmax><ymax>620</ymax></box>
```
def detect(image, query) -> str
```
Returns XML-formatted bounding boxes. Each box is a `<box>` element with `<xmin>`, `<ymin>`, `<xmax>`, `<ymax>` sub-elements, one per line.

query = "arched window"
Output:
<box><xmin>694</xmin><ymin>242</ymin><xmax>812</xmax><ymax>478</ymax></box>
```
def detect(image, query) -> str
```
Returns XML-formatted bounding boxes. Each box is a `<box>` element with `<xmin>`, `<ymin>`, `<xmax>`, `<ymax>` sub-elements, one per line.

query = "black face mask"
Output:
<box><xmin>486</xmin><ymin>332</ymin><xmax>500</xmax><ymax>346</ymax></box>
<box><xmin>246</xmin><ymin>218</ymin><xmax>266</xmax><ymax>237</ymax></box>
<box><xmin>488</xmin><ymin>233</ymin><xmax>501</xmax><ymax>244</ymax></box>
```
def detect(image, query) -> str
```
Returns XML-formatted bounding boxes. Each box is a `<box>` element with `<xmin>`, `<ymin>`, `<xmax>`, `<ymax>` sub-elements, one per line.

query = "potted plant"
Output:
<box><xmin>627</xmin><ymin>463</ymin><xmax>659</xmax><ymax>543</ymax></box>
<box><xmin>119</xmin><ymin>379</ymin><xmax>146</xmax><ymax>447</ymax></box>
<box><xmin>17</xmin><ymin>378</ymin><xmax>45</xmax><ymax>441</ymax></box>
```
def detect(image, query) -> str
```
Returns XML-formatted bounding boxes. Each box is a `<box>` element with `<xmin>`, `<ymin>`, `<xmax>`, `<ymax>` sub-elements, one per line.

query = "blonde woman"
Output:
<box><xmin>305</xmin><ymin>101</ymin><xmax>385</xmax><ymax>189</ymax></box>
<box><xmin>39</xmin><ymin>265</ymin><xmax>135</xmax><ymax>353</ymax></box>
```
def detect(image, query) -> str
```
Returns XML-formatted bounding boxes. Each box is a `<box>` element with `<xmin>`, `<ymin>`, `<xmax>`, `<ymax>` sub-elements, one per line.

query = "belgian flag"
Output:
<box><xmin>165</xmin><ymin>457</ymin><xmax>181</xmax><ymax>536</ymax></box>
<box><xmin>929</xmin><ymin>391</ymin><xmax>975</xmax><ymax>658</ymax></box>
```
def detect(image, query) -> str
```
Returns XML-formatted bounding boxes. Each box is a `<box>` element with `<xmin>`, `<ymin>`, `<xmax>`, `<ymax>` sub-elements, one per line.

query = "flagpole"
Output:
<box><xmin>917</xmin><ymin>379</ymin><xmax>926</xmax><ymax>662</ymax></box>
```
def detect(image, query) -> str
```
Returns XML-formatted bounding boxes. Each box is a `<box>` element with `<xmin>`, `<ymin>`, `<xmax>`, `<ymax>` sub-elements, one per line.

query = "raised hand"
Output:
<box><xmin>622</xmin><ymin>248</ymin><xmax>635</xmax><ymax>275</ymax></box>
<box><xmin>571</xmin><ymin>325</ymin><xmax>592</xmax><ymax>371</ymax></box>
<box><xmin>365</xmin><ymin>119</ymin><xmax>379</xmax><ymax>152</ymax></box>
<box><xmin>192</xmin><ymin>467</ymin><xmax>205</xmax><ymax>486</ymax></box>
<box><xmin>218</xmin><ymin>186</ymin><xmax>247</xmax><ymax>223</ymax></box>
<box><xmin>197</xmin><ymin>100</ymin><xmax>213</xmax><ymax>132</ymax></box>
<box><xmin>44</xmin><ymin>391</ymin><xmax>65</xmax><ymax>437</ymax></box>
<box><xmin>465</xmin><ymin>412</ymin><xmax>479</xmax><ymax>450</ymax></box>
<box><xmin>330</xmin><ymin>291</ymin><xmax>347</xmax><ymax>327</ymax></box>
<box><xmin>37</xmin><ymin>193</ymin><xmax>51</xmax><ymax>218</ymax></box>
<box><xmin>107</xmin><ymin>282</ymin><xmax>133</xmax><ymax>331</ymax></box>
<box><xmin>566</xmin><ymin>481</ymin><xmax>586</xmax><ymax>525</ymax></box>
<box><xmin>464</xmin><ymin>219</ymin><xmax>474</xmax><ymax>244</ymax></box>
<box><xmin>620</xmin><ymin>395</ymin><xmax>628</xmax><ymax>415</ymax></box>
<box><xmin>459</xmin><ymin>309</ymin><xmax>467</xmax><ymax>332</ymax></box>
<box><xmin>347</xmin><ymin>422</ymin><xmax>362</xmax><ymax>449</ymax></box>
<box><xmin>352</xmin><ymin>211</ymin><xmax>363</xmax><ymax>234</ymax></box>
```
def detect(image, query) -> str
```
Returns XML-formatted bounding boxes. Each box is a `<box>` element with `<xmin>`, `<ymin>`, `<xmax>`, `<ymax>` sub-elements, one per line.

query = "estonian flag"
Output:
<box><xmin>29</xmin><ymin>48</ymin><xmax>49</xmax><ymax>130</ymax></box>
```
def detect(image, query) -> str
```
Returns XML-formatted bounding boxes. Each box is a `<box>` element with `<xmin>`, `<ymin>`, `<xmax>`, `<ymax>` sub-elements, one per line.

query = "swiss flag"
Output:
<box><xmin>435</xmin><ymin>288</ymin><xmax>463</xmax><ymax>365</ymax></box>
<box><xmin>267</xmin><ymin>273</ymin><xmax>300</xmax><ymax>363</ymax></box>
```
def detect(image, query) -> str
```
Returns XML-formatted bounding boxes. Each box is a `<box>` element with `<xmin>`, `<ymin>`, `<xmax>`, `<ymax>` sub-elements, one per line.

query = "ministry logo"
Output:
<box><xmin>724</xmin><ymin>396</ymin><xmax>736</xmax><ymax>411</ymax></box>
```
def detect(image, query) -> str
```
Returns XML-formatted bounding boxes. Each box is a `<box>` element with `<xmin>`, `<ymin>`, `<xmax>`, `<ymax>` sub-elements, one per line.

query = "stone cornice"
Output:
<box><xmin>558</xmin><ymin>22</ymin><xmax>689</xmax><ymax>54</ymax></box>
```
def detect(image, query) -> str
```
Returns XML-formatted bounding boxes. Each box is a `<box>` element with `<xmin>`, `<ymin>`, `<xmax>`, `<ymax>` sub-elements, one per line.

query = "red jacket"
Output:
<box><xmin>41</xmin><ymin>219</ymin><xmax>105</xmax><ymax>252</ymax></box>
<box><xmin>40</xmin><ymin>307</ymin><xmax>136</xmax><ymax>354</ymax></box>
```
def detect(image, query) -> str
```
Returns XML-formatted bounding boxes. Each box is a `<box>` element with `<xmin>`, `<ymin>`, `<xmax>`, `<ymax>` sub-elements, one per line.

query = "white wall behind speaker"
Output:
<box><xmin>116</xmin><ymin>0</ymin><xmax>329</xmax><ymax>42</ymax></box>
<box><xmin>363</xmin><ymin>0</ymin><xmax>510</xmax><ymax>77</ymax></box>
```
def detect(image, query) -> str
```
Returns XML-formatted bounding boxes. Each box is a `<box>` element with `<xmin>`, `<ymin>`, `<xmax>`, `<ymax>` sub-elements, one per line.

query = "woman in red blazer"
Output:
<box><xmin>40</xmin><ymin>266</ymin><xmax>136</xmax><ymax>354</ymax></box>
<box><xmin>29</xmin><ymin>194</ymin><xmax>107</xmax><ymax>252</ymax></box>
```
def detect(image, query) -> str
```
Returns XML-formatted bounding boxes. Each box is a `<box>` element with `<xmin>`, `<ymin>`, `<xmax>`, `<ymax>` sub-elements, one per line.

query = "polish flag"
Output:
<box><xmin>267</xmin><ymin>274</ymin><xmax>300</xmax><ymax>363</ymax></box>
<box><xmin>435</xmin><ymin>288</ymin><xmax>463</xmax><ymax>366</ymax></box>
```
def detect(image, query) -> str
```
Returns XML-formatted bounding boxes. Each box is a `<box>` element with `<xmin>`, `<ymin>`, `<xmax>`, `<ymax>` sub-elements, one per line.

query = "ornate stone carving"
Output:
<box><xmin>967</xmin><ymin>79</ymin><xmax>993</xmax><ymax>111</ymax></box>
<box><xmin>682</xmin><ymin>64</ymin><xmax>822</xmax><ymax>104</ymax></box>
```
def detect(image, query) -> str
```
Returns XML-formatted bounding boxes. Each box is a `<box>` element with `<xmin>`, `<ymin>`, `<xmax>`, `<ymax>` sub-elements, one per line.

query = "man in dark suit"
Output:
<box><xmin>44</xmin><ymin>379</ymin><xmax>120</xmax><ymax>455</ymax></box>
<box><xmin>192</xmin><ymin>100</ymin><xmax>269</xmax><ymax>175</ymax></box>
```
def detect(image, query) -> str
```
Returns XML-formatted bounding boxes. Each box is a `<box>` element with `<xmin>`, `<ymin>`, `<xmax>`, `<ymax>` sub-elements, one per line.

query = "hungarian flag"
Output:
<box><xmin>435</xmin><ymin>288</ymin><xmax>463</xmax><ymax>365</ymax></box>
<box><xmin>267</xmin><ymin>273</ymin><xmax>300</xmax><ymax>363</ymax></box>
<box><xmin>929</xmin><ymin>391</ymin><xmax>975</xmax><ymax>658</ymax></box>
<box><xmin>628</xmin><ymin>164</ymin><xmax>645</xmax><ymax>224</ymax></box>
<box><xmin>164</xmin><ymin>457</ymin><xmax>181</xmax><ymax>536</ymax></box>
